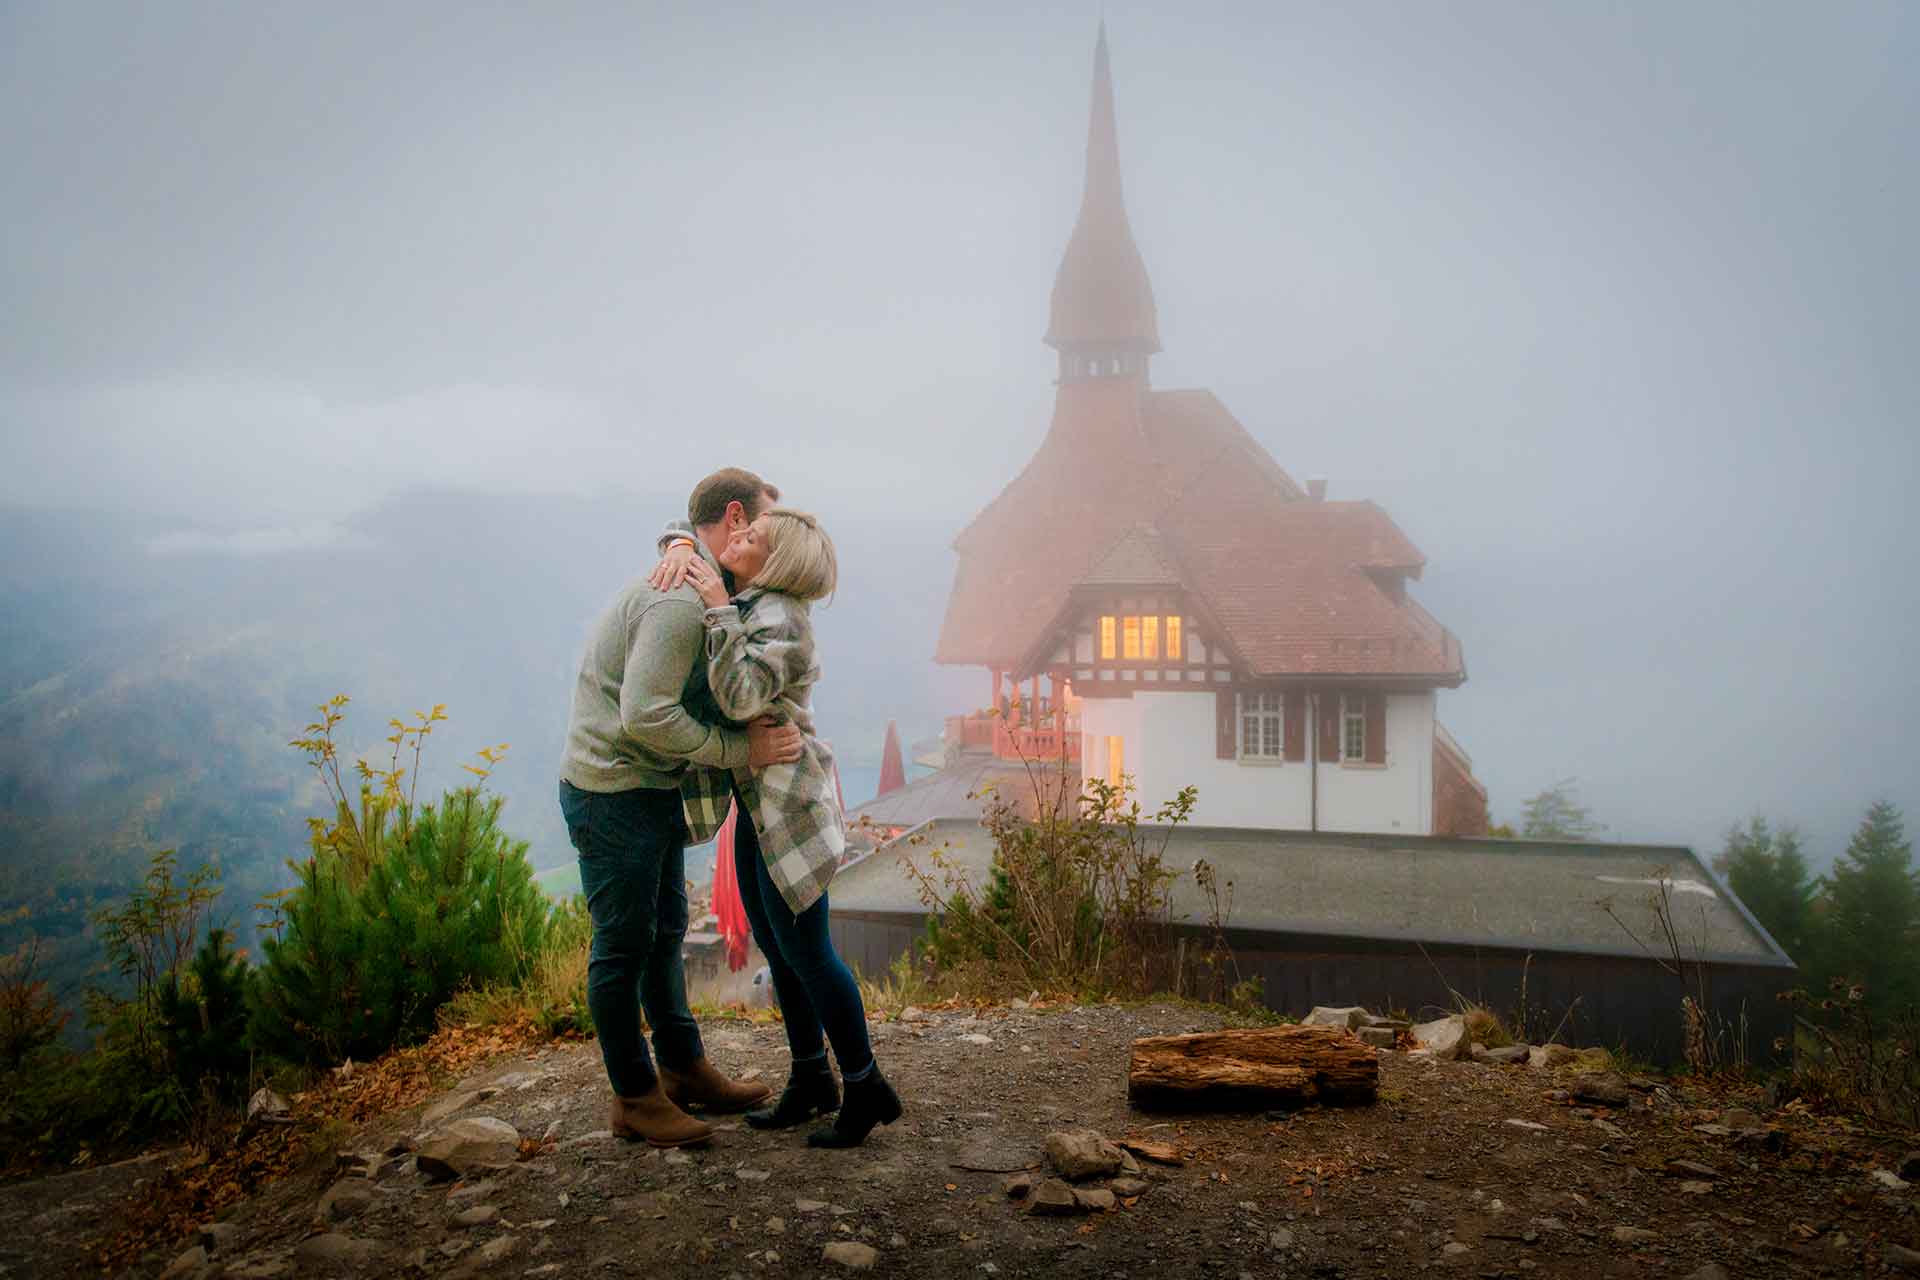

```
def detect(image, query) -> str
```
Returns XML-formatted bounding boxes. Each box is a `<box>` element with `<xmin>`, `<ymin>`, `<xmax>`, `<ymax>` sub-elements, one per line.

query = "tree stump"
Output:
<box><xmin>1127</xmin><ymin>1025</ymin><xmax>1378</xmax><ymax>1111</ymax></box>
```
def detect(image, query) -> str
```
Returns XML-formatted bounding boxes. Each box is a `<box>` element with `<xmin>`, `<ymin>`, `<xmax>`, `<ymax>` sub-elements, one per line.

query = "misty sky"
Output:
<box><xmin>3</xmin><ymin>2</ymin><xmax>1916</xmax><ymax>862</ymax></box>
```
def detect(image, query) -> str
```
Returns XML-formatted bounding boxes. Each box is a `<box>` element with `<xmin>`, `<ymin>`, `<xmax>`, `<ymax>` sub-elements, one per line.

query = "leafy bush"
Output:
<box><xmin>905</xmin><ymin>771</ymin><xmax>1195</xmax><ymax>998</ymax></box>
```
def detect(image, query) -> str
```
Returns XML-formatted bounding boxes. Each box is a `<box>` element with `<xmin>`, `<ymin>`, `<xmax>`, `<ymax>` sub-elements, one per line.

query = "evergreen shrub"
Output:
<box><xmin>249</xmin><ymin>787</ymin><xmax>551</xmax><ymax>1065</ymax></box>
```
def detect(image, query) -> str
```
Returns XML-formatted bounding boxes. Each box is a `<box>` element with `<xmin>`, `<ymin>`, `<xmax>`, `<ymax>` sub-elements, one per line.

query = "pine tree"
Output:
<box><xmin>1819</xmin><ymin>802</ymin><xmax>1917</xmax><ymax>1014</ymax></box>
<box><xmin>1713</xmin><ymin>818</ymin><xmax>1816</xmax><ymax>963</ymax></box>
<box><xmin>156</xmin><ymin>927</ymin><xmax>252</xmax><ymax>1099</ymax></box>
<box><xmin>248</xmin><ymin>787</ymin><xmax>550</xmax><ymax>1065</ymax></box>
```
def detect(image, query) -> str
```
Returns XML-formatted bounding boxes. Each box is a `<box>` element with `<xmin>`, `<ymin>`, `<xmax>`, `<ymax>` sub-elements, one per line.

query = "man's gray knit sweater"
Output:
<box><xmin>561</xmin><ymin>578</ymin><xmax>750</xmax><ymax>792</ymax></box>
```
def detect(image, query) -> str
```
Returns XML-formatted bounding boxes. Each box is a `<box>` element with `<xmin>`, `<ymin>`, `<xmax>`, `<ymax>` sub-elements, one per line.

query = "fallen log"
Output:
<box><xmin>1127</xmin><ymin>1025</ymin><xmax>1378</xmax><ymax>1111</ymax></box>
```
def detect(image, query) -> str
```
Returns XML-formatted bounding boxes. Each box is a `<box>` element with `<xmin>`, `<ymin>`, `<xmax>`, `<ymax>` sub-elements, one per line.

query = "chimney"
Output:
<box><xmin>1307</xmin><ymin>476</ymin><xmax>1328</xmax><ymax>502</ymax></box>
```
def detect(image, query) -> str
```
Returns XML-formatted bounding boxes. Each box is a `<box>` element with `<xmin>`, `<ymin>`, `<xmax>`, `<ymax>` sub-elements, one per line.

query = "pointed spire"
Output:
<box><xmin>1046</xmin><ymin>23</ymin><xmax>1161</xmax><ymax>357</ymax></box>
<box><xmin>876</xmin><ymin>720</ymin><xmax>907</xmax><ymax>797</ymax></box>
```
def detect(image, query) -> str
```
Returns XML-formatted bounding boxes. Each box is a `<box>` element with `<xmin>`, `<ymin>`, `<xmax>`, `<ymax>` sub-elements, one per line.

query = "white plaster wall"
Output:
<box><xmin>1082</xmin><ymin>691</ymin><xmax>1313</xmax><ymax>829</ymax></box>
<box><xmin>1313</xmin><ymin>692</ymin><xmax>1434</xmax><ymax>835</ymax></box>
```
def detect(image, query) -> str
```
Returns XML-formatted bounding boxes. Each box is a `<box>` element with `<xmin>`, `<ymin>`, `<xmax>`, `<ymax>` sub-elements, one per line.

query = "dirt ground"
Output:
<box><xmin>7</xmin><ymin>1000</ymin><xmax>1920</xmax><ymax>1278</ymax></box>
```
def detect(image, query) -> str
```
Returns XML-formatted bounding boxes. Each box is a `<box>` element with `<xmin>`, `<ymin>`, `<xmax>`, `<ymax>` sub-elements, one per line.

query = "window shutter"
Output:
<box><xmin>1216</xmin><ymin>689</ymin><xmax>1236</xmax><ymax>759</ymax></box>
<box><xmin>1318</xmin><ymin>693</ymin><xmax>1341</xmax><ymax>762</ymax></box>
<box><xmin>1284</xmin><ymin>690</ymin><xmax>1306</xmax><ymax>761</ymax></box>
<box><xmin>1365</xmin><ymin>693</ymin><xmax>1387</xmax><ymax>764</ymax></box>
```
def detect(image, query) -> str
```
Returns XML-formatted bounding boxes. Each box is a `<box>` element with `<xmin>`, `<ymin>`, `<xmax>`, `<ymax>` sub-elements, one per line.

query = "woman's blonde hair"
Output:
<box><xmin>750</xmin><ymin>508</ymin><xmax>837</xmax><ymax>603</ymax></box>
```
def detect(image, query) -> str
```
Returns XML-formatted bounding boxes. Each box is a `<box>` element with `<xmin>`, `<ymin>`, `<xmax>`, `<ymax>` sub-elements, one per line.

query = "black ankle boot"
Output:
<box><xmin>806</xmin><ymin>1065</ymin><xmax>901</xmax><ymax>1148</ymax></box>
<box><xmin>745</xmin><ymin>1064</ymin><xmax>839</xmax><ymax>1130</ymax></box>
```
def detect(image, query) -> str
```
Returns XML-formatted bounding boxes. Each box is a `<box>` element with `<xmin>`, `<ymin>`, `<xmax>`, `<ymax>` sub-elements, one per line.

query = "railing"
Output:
<box><xmin>948</xmin><ymin>712</ymin><xmax>1082</xmax><ymax>762</ymax></box>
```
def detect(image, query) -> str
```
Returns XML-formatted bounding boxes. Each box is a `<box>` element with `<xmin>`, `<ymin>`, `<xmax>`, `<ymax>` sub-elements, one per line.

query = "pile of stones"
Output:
<box><xmin>1006</xmin><ymin>1129</ymin><xmax>1157</xmax><ymax>1217</ymax></box>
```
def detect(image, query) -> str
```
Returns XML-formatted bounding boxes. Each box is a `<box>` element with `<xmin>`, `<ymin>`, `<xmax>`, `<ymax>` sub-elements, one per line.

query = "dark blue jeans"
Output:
<box><xmin>732</xmin><ymin>791</ymin><xmax>873</xmax><ymax>1079</ymax></box>
<box><xmin>559</xmin><ymin>780</ymin><xmax>704</xmax><ymax>1097</ymax></box>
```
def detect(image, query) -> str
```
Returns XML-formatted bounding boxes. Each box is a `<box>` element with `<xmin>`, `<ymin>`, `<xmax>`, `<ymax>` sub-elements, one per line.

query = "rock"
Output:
<box><xmin>1683</xmin><ymin>1266</ymin><xmax>1731</xmax><ymax>1280</ymax></box>
<box><xmin>1721</xmin><ymin>1107</ymin><xmax>1761</xmax><ymax>1129</ymax></box>
<box><xmin>1073</xmin><ymin>1187</ymin><xmax>1116</xmax><ymax>1212</ymax></box>
<box><xmin>451</xmin><ymin>1205</ymin><xmax>499</xmax><ymax>1229</ymax></box>
<box><xmin>951</xmin><ymin>1142</ymin><xmax>1034</xmax><ymax>1173</ymax></box>
<box><xmin>1117</xmin><ymin>1148</ymin><xmax>1142</xmax><ymax>1175</ymax></box>
<box><xmin>1469</xmin><ymin>1042</ymin><xmax>1492</xmax><ymax>1062</ymax></box>
<box><xmin>1527</xmin><ymin>1043</ymin><xmax>1577</xmax><ymax>1070</ymax></box>
<box><xmin>1570</xmin><ymin>1073</ymin><xmax>1630</xmax><ymax>1107</ymax></box>
<box><xmin>1029</xmin><ymin>1178</ymin><xmax>1080</xmax><ymax>1215</ymax></box>
<box><xmin>246</xmin><ymin>1087</ymin><xmax>291</xmax><ymax>1125</ymax></box>
<box><xmin>1679</xmin><ymin>1180</ymin><xmax>1712</xmax><ymax>1195</ymax></box>
<box><xmin>1044</xmin><ymin>1129</ymin><xmax>1124</xmax><ymax>1180</ymax></box>
<box><xmin>317</xmin><ymin>1180</ymin><xmax>373</xmax><ymax>1222</ymax></box>
<box><xmin>822</xmin><ymin>1241</ymin><xmax>880</xmax><ymax>1270</ymax></box>
<box><xmin>1357</xmin><ymin>1026</ymin><xmax>1397</xmax><ymax>1050</ymax></box>
<box><xmin>447</xmin><ymin>1179</ymin><xmax>497</xmax><ymax>1204</ymax></box>
<box><xmin>416</xmin><ymin>1116</ymin><xmax>522</xmax><ymax>1181</ymax></box>
<box><xmin>1442</xmin><ymin>1241</ymin><xmax>1469</xmax><ymax>1255</ymax></box>
<box><xmin>795</xmin><ymin>1199</ymin><xmax>830</xmax><ymax>1213</ymax></box>
<box><xmin>736</xmin><ymin>1168</ymin><xmax>772</xmax><ymax>1183</ymax></box>
<box><xmin>160</xmin><ymin>1245</ymin><xmax>209</xmax><ymax>1279</ymax></box>
<box><xmin>958</xmin><ymin>1033</ymin><xmax>993</xmax><ymax>1045</ymax></box>
<box><xmin>766</xmin><ymin>1217</ymin><xmax>786</xmax><ymax>1235</ymax></box>
<box><xmin>1667</xmin><ymin>1159</ymin><xmax>1718</xmax><ymax>1178</ymax></box>
<box><xmin>1505</xmin><ymin>1119</ymin><xmax>1549</xmax><ymax>1132</ymax></box>
<box><xmin>333</xmin><ymin>1150</ymin><xmax>382</xmax><ymax>1180</ymax></box>
<box><xmin>1002</xmin><ymin>1173</ymin><xmax>1032</xmax><ymax>1200</ymax></box>
<box><xmin>1269</xmin><ymin>1228</ymin><xmax>1294</xmax><ymax>1249</ymax></box>
<box><xmin>1110</xmin><ymin>1177</ymin><xmax>1150</xmax><ymax>1197</ymax></box>
<box><xmin>1410</xmin><ymin>1015</ymin><xmax>1468</xmax><ymax>1060</ymax></box>
<box><xmin>421</xmin><ymin>1090</ymin><xmax>482</xmax><ymax>1126</ymax></box>
<box><xmin>1886</xmin><ymin>1242</ymin><xmax>1920</xmax><ymax>1272</ymax></box>
<box><xmin>291</xmin><ymin>1233</ymin><xmax>381</xmax><ymax>1273</ymax></box>
<box><xmin>1591</xmin><ymin>1118</ymin><xmax>1627</xmax><ymax>1139</ymax></box>
<box><xmin>1485</xmin><ymin>1045</ymin><xmax>1531</xmax><ymax>1065</ymax></box>
<box><xmin>197</xmin><ymin>1222</ymin><xmax>238</xmax><ymax>1254</ymax></box>
<box><xmin>1611</xmin><ymin>1226</ymin><xmax>1659</xmax><ymax>1245</ymax></box>
<box><xmin>1302</xmin><ymin>1005</ymin><xmax>1369</xmax><ymax>1030</ymax></box>
<box><xmin>899</xmin><ymin>1006</ymin><xmax>930</xmax><ymax>1023</ymax></box>
<box><xmin>471</xmin><ymin>1236</ymin><xmax>519</xmax><ymax>1267</ymax></box>
<box><xmin>1873</xmin><ymin>1169</ymin><xmax>1913</xmax><ymax>1191</ymax></box>
<box><xmin>223</xmin><ymin>1257</ymin><xmax>292</xmax><ymax>1280</ymax></box>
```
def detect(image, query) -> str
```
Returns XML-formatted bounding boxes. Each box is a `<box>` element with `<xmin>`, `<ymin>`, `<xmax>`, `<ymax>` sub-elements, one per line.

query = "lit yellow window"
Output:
<box><xmin>1142</xmin><ymin>615</ymin><xmax>1159</xmax><ymax>660</ymax></box>
<box><xmin>1122</xmin><ymin>616</ymin><xmax>1141</xmax><ymax>659</ymax></box>
<box><xmin>1099</xmin><ymin>616</ymin><xmax>1116</xmax><ymax>660</ymax></box>
<box><xmin>1106</xmin><ymin>735</ymin><xmax>1125</xmax><ymax>788</ymax></box>
<box><xmin>1166</xmin><ymin>616</ymin><xmax>1183</xmax><ymax>660</ymax></box>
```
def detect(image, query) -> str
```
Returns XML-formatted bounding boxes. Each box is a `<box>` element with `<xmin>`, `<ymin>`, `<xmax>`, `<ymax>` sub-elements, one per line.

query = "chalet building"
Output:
<box><xmin>925</xmin><ymin>28</ymin><xmax>1487</xmax><ymax>838</ymax></box>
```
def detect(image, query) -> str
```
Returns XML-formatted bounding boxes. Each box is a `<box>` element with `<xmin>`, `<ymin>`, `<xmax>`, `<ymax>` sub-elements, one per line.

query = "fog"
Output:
<box><xmin>3</xmin><ymin>1</ymin><xmax>1916</xmax><ymax>868</ymax></box>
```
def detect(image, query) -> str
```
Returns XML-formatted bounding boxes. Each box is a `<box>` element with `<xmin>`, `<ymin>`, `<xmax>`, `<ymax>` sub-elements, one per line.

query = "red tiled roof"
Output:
<box><xmin>936</xmin><ymin>381</ymin><xmax>1465</xmax><ymax>684</ymax></box>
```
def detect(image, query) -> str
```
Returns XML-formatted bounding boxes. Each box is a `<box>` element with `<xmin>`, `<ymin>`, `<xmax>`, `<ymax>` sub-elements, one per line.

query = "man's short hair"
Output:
<box><xmin>687</xmin><ymin>467</ymin><xmax>779</xmax><ymax>528</ymax></box>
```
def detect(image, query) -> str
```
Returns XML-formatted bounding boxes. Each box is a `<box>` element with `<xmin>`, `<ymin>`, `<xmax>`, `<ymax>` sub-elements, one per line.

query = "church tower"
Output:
<box><xmin>1045</xmin><ymin>23</ymin><xmax>1162</xmax><ymax>384</ymax></box>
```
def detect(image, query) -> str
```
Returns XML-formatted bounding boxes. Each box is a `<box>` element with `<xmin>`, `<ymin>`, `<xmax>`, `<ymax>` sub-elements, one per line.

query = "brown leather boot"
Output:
<box><xmin>659</xmin><ymin>1058</ymin><xmax>774</xmax><ymax>1114</ymax></box>
<box><xmin>609</xmin><ymin>1085</ymin><xmax>714</xmax><ymax>1148</ymax></box>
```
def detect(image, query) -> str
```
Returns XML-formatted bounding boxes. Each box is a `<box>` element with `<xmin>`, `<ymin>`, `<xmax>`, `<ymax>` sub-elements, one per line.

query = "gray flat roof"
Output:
<box><xmin>829</xmin><ymin>819</ymin><xmax>1790</xmax><ymax>966</ymax></box>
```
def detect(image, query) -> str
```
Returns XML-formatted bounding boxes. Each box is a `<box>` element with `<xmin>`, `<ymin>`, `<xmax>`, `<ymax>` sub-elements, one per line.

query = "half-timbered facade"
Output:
<box><xmin>918</xmin><ymin>27</ymin><xmax>1487</xmax><ymax>838</ymax></box>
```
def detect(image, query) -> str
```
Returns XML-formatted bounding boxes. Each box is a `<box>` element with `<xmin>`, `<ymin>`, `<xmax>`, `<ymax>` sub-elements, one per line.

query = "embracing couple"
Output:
<box><xmin>557</xmin><ymin>467</ymin><xmax>899</xmax><ymax>1149</ymax></box>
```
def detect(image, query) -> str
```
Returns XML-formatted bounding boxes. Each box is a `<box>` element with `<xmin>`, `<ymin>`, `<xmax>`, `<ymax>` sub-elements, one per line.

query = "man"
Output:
<box><xmin>558</xmin><ymin>467</ymin><xmax>798</xmax><ymax>1147</ymax></box>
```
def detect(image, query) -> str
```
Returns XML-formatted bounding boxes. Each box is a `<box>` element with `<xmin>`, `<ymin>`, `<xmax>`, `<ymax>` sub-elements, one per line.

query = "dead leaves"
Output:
<box><xmin>94</xmin><ymin>1016</ymin><xmax>550</xmax><ymax>1272</ymax></box>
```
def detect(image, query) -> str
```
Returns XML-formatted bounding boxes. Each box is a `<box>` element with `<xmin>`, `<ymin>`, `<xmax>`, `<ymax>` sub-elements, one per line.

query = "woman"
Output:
<box><xmin>668</xmin><ymin>509</ymin><xmax>902</xmax><ymax>1148</ymax></box>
